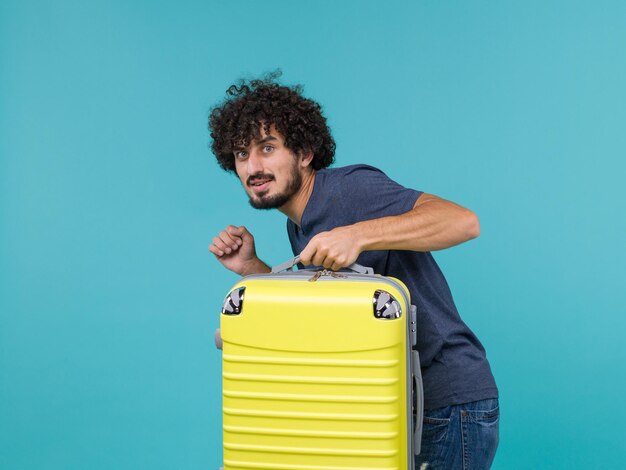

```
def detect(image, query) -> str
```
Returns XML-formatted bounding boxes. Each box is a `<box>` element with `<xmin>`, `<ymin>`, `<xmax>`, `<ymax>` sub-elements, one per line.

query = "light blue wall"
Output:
<box><xmin>1</xmin><ymin>1</ymin><xmax>625</xmax><ymax>468</ymax></box>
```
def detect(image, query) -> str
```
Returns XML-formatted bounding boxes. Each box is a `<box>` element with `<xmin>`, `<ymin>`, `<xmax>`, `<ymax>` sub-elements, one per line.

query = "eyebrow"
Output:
<box><xmin>232</xmin><ymin>135</ymin><xmax>278</xmax><ymax>152</ymax></box>
<box><xmin>255</xmin><ymin>135</ymin><xmax>278</xmax><ymax>145</ymax></box>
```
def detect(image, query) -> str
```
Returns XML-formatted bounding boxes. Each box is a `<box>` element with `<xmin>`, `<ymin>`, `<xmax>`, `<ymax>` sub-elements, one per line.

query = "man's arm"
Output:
<box><xmin>298</xmin><ymin>193</ymin><xmax>480</xmax><ymax>270</ymax></box>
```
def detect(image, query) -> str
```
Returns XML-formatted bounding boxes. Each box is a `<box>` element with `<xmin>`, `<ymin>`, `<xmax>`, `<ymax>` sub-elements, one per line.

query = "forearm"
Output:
<box><xmin>354</xmin><ymin>195</ymin><xmax>480</xmax><ymax>252</ymax></box>
<box><xmin>240</xmin><ymin>257</ymin><xmax>272</xmax><ymax>276</ymax></box>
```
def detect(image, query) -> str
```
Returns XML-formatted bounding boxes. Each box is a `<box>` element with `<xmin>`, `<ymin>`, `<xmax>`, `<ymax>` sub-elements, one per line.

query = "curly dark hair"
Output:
<box><xmin>208</xmin><ymin>71</ymin><xmax>335</xmax><ymax>173</ymax></box>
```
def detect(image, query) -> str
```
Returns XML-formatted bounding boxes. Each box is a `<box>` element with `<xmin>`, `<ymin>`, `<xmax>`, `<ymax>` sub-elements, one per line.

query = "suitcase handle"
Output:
<box><xmin>412</xmin><ymin>349</ymin><xmax>424</xmax><ymax>455</ymax></box>
<box><xmin>271</xmin><ymin>256</ymin><xmax>374</xmax><ymax>275</ymax></box>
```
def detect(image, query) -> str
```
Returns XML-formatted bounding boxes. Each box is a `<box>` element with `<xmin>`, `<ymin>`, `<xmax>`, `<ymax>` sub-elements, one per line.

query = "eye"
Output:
<box><xmin>262</xmin><ymin>145</ymin><xmax>274</xmax><ymax>153</ymax></box>
<box><xmin>234</xmin><ymin>150</ymin><xmax>248</xmax><ymax>159</ymax></box>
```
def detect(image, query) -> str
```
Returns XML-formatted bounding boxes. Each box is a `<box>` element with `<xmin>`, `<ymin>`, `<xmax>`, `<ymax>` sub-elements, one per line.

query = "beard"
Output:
<box><xmin>247</xmin><ymin>162</ymin><xmax>302</xmax><ymax>210</ymax></box>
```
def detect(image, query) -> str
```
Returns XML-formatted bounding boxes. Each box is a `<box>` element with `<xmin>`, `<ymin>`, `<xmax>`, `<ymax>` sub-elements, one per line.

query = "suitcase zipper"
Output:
<box><xmin>308</xmin><ymin>269</ymin><xmax>348</xmax><ymax>282</ymax></box>
<box><xmin>241</xmin><ymin>270</ymin><xmax>411</xmax><ymax>312</ymax></box>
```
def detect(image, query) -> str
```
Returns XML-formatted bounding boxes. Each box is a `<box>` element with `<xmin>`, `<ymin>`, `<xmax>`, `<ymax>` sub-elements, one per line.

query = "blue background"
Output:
<box><xmin>1</xmin><ymin>1</ymin><xmax>625</xmax><ymax>468</ymax></box>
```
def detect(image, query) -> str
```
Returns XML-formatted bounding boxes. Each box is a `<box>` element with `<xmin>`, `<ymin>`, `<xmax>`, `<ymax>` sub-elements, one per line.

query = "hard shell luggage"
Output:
<box><xmin>216</xmin><ymin>257</ymin><xmax>423</xmax><ymax>470</ymax></box>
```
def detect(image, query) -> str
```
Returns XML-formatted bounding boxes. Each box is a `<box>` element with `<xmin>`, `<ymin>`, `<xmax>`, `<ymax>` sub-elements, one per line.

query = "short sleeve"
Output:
<box><xmin>338</xmin><ymin>165</ymin><xmax>422</xmax><ymax>223</ymax></box>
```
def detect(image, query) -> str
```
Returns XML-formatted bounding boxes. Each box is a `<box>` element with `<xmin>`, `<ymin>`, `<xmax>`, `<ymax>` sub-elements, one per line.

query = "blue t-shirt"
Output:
<box><xmin>287</xmin><ymin>164</ymin><xmax>498</xmax><ymax>410</ymax></box>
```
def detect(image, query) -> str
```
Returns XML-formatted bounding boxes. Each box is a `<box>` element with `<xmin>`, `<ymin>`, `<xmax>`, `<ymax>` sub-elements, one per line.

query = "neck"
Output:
<box><xmin>279</xmin><ymin>169</ymin><xmax>316</xmax><ymax>226</ymax></box>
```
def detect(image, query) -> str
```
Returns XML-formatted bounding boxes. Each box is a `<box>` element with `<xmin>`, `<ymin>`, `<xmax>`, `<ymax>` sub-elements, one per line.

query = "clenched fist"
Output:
<box><xmin>208</xmin><ymin>225</ymin><xmax>270</xmax><ymax>276</ymax></box>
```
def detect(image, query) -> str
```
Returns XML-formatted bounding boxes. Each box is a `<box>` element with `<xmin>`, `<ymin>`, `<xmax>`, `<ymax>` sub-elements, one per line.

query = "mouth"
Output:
<box><xmin>248</xmin><ymin>176</ymin><xmax>274</xmax><ymax>193</ymax></box>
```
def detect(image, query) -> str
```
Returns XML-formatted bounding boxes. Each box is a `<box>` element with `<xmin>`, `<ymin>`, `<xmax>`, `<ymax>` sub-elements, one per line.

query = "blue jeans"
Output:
<box><xmin>415</xmin><ymin>398</ymin><xmax>500</xmax><ymax>469</ymax></box>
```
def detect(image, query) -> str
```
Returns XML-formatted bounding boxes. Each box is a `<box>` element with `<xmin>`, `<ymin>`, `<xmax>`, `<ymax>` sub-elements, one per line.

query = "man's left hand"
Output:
<box><xmin>299</xmin><ymin>225</ymin><xmax>362</xmax><ymax>271</ymax></box>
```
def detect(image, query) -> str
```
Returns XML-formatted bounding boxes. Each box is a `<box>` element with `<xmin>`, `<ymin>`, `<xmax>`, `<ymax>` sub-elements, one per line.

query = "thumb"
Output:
<box><xmin>299</xmin><ymin>244</ymin><xmax>314</xmax><ymax>267</ymax></box>
<box><xmin>229</xmin><ymin>225</ymin><xmax>253</xmax><ymax>243</ymax></box>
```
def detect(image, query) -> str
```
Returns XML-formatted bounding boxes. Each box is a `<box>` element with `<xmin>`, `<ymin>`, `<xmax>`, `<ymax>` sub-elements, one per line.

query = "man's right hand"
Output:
<box><xmin>208</xmin><ymin>225</ymin><xmax>270</xmax><ymax>276</ymax></box>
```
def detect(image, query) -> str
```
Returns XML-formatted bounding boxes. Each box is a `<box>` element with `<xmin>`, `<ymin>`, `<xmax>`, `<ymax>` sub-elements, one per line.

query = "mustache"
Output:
<box><xmin>247</xmin><ymin>173</ymin><xmax>275</xmax><ymax>185</ymax></box>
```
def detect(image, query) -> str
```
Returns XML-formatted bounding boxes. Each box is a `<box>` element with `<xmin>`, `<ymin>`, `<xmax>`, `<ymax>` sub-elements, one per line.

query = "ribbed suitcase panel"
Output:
<box><xmin>222</xmin><ymin>278</ymin><xmax>409</xmax><ymax>470</ymax></box>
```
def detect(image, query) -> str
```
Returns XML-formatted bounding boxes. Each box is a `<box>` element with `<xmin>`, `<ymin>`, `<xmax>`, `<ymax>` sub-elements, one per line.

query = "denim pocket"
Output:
<box><xmin>423</xmin><ymin>415</ymin><xmax>452</xmax><ymax>425</ymax></box>
<box><xmin>460</xmin><ymin>400</ymin><xmax>500</xmax><ymax>469</ymax></box>
<box><xmin>462</xmin><ymin>401</ymin><xmax>499</xmax><ymax>426</ymax></box>
<box><xmin>422</xmin><ymin>407</ymin><xmax>452</xmax><ymax>444</ymax></box>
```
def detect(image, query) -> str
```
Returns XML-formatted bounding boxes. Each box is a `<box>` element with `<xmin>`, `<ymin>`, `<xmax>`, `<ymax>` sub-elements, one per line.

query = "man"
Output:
<box><xmin>208</xmin><ymin>75</ymin><xmax>499</xmax><ymax>469</ymax></box>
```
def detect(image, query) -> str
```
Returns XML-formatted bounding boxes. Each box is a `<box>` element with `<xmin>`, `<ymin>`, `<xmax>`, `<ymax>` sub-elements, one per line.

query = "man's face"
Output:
<box><xmin>233</xmin><ymin>127</ymin><xmax>304</xmax><ymax>210</ymax></box>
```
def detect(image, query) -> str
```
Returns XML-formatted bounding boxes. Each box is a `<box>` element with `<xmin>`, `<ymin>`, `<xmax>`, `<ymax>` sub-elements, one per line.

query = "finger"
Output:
<box><xmin>208</xmin><ymin>244</ymin><xmax>224</xmax><ymax>257</ymax></box>
<box><xmin>298</xmin><ymin>244</ymin><xmax>315</xmax><ymax>267</ymax></box>
<box><xmin>298</xmin><ymin>252</ymin><xmax>310</xmax><ymax>267</ymax></box>
<box><xmin>218</xmin><ymin>231</ymin><xmax>240</xmax><ymax>251</ymax></box>
<box><xmin>212</xmin><ymin>236</ymin><xmax>231</xmax><ymax>255</ymax></box>
<box><xmin>330</xmin><ymin>255</ymin><xmax>349</xmax><ymax>271</ymax></box>
<box><xmin>311</xmin><ymin>250</ymin><xmax>329</xmax><ymax>268</ymax></box>
<box><xmin>226</xmin><ymin>225</ymin><xmax>250</xmax><ymax>245</ymax></box>
<box><xmin>224</xmin><ymin>225</ymin><xmax>244</xmax><ymax>246</ymax></box>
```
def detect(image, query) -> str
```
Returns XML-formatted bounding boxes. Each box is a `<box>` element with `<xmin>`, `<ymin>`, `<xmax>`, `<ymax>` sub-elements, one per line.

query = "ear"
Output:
<box><xmin>299</xmin><ymin>150</ymin><xmax>314</xmax><ymax>168</ymax></box>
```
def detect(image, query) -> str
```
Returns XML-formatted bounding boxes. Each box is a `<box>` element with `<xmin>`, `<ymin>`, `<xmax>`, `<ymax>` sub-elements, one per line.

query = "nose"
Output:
<box><xmin>246</xmin><ymin>149</ymin><xmax>264</xmax><ymax>174</ymax></box>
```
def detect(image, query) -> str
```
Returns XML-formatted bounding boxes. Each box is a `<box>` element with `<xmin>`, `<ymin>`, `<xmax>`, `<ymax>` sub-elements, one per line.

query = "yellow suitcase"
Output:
<box><xmin>216</xmin><ymin>258</ymin><xmax>423</xmax><ymax>470</ymax></box>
